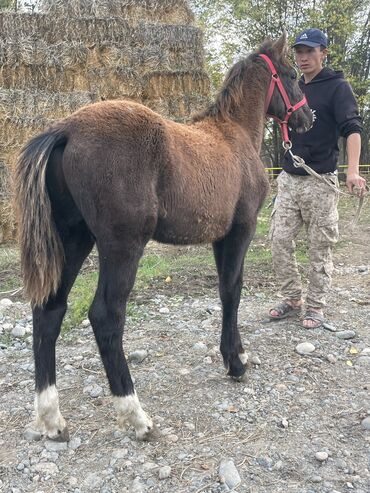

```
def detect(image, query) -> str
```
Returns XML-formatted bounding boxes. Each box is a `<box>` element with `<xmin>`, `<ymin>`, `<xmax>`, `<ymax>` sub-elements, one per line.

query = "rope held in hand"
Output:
<box><xmin>284</xmin><ymin>145</ymin><xmax>368</xmax><ymax>227</ymax></box>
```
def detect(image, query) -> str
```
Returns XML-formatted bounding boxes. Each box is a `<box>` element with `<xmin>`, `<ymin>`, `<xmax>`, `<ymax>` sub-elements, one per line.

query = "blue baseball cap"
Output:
<box><xmin>292</xmin><ymin>28</ymin><xmax>328</xmax><ymax>48</ymax></box>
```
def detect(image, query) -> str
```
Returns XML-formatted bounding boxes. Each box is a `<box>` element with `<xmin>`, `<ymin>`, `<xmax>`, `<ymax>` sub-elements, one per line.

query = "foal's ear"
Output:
<box><xmin>272</xmin><ymin>31</ymin><xmax>288</xmax><ymax>57</ymax></box>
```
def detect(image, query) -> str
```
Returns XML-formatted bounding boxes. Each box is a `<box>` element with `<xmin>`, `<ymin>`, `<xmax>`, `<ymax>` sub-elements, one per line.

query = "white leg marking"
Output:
<box><xmin>239</xmin><ymin>352</ymin><xmax>249</xmax><ymax>365</ymax></box>
<box><xmin>34</xmin><ymin>385</ymin><xmax>67</xmax><ymax>440</ymax></box>
<box><xmin>114</xmin><ymin>392</ymin><xmax>153</xmax><ymax>440</ymax></box>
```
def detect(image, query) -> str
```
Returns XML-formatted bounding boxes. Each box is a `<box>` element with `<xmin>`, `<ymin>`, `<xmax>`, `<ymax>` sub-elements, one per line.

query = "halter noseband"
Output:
<box><xmin>259</xmin><ymin>54</ymin><xmax>307</xmax><ymax>148</ymax></box>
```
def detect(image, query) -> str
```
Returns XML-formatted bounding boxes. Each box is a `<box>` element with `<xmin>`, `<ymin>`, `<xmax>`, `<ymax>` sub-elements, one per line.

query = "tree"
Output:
<box><xmin>190</xmin><ymin>1</ymin><xmax>247</xmax><ymax>88</ymax></box>
<box><xmin>190</xmin><ymin>0</ymin><xmax>370</xmax><ymax>166</ymax></box>
<box><xmin>0</xmin><ymin>0</ymin><xmax>15</xmax><ymax>9</ymax></box>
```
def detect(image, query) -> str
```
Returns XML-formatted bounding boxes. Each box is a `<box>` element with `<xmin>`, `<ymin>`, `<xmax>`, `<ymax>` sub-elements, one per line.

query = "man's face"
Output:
<box><xmin>294</xmin><ymin>45</ymin><xmax>327</xmax><ymax>78</ymax></box>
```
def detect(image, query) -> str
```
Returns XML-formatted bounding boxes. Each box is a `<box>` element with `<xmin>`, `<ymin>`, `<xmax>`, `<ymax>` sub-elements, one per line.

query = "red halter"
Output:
<box><xmin>259</xmin><ymin>54</ymin><xmax>307</xmax><ymax>147</ymax></box>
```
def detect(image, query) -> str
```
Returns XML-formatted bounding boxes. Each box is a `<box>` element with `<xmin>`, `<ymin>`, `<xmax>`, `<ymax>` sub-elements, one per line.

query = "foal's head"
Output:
<box><xmin>194</xmin><ymin>32</ymin><xmax>313</xmax><ymax>137</ymax></box>
<box><xmin>257</xmin><ymin>32</ymin><xmax>313</xmax><ymax>134</ymax></box>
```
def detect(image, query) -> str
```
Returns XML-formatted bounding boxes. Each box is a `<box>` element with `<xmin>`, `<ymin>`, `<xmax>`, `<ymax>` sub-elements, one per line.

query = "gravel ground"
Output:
<box><xmin>0</xmin><ymin>225</ymin><xmax>369</xmax><ymax>493</ymax></box>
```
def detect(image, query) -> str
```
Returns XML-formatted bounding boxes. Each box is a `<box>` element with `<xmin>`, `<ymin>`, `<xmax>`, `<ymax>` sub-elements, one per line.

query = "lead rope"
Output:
<box><xmin>282</xmin><ymin>142</ymin><xmax>368</xmax><ymax>227</ymax></box>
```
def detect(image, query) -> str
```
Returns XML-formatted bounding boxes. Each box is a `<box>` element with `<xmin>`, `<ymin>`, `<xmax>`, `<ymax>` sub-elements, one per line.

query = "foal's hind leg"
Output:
<box><xmin>30</xmin><ymin>225</ymin><xmax>94</xmax><ymax>440</ymax></box>
<box><xmin>213</xmin><ymin>222</ymin><xmax>256</xmax><ymax>379</ymax></box>
<box><xmin>89</xmin><ymin>240</ymin><xmax>154</xmax><ymax>440</ymax></box>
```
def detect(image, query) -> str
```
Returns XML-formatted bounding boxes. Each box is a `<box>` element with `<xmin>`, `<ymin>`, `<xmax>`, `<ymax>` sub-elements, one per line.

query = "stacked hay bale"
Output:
<box><xmin>0</xmin><ymin>0</ymin><xmax>210</xmax><ymax>242</ymax></box>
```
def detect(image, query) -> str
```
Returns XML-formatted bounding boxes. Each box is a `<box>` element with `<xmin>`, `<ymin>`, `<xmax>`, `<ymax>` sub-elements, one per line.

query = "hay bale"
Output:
<box><xmin>0</xmin><ymin>0</ymin><xmax>210</xmax><ymax>243</ymax></box>
<box><xmin>2</xmin><ymin>117</ymin><xmax>51</xmax><ymax>150</ymax></box>
<box><xmin>41</xmin><ymin>0</ymin><xmax>194</xmax><ymax>25</ymax></box>
<box><xmin>134</xmin><ymin>24</ymin><xmax>203</xmax><ymax>49</ymax></box>
<box><xmin>143</xmin><ymin>70</ymin><xmax>210</xmax><ymax>99</ymax></box>
<box><xmin>0</xmin><ymin>64</ymin><xmax>144</xmax><ymax>96</ymax></box>
<box><xmin>145</xmin><ymin>93</ymin><xmax>210</xmax><ymax>121</ymax></box>
<box><xmin>0</xmin><ymin>89</ymin><xmax>97</xmax><ymax>119</ymax></box>
<box><xmin>0</xmin><ymin>14</ymin><xmax>203</xmax><ymax>45</ymax></box>
<box><xmin>0</xmin><ymin>14</ymin><xmax>128</xmax><ymax>44</ymax></box>
<box><xmin>0</xmin><ymin>37</ymin><xmax>204</xmax><ymax>73</ymax></box>
<box><xmin>0</xmin><ymin>161</ymin><xmax>16</xmax><ymax>243</ymax></box>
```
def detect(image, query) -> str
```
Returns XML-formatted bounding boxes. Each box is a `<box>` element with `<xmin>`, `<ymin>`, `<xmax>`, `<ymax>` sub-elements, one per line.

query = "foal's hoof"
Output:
<box><xmin>48</xmin><ymin>426</ymin><xmax>70</xmax><ymax>442</ymax></box>
<box><xmin>229</xmin><ymin>370</ymin><xmax>247</xmax><ymax>383</ymax></box>
<box><xmin>24</xmin><ymin>422</ymin><xmax>69</xmax><ymax>442</ymax></box>
<box><xmin>136</xmin><ymin>423</ymin><xmax>159</xmax><ymax>442</ymax></box>
<box><xmin>227</xmin><ymin>352</ymin><xmax>248</xmax><ymax>381</ymax></box>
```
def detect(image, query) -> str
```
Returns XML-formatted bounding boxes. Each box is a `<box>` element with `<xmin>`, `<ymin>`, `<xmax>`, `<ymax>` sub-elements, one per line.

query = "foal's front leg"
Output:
<box><xmin>213</xmin><ymin>222</ymin><xmax>256</xmax><ymax>379</ymax></box>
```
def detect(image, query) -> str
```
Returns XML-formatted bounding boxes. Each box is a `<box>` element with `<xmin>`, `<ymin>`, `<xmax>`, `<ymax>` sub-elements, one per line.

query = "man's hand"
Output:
<box><xmin>346</xmin><ymin>172</ymin><xmax>367</xmax><ymax>197</ymax></box>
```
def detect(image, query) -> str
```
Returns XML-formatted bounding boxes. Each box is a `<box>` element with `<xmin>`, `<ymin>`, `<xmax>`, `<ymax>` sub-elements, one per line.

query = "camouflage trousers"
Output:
<box><xmin>270</xmin><ymin>170</ymin><xmax>339</xmax><ymax>308</ymax></box>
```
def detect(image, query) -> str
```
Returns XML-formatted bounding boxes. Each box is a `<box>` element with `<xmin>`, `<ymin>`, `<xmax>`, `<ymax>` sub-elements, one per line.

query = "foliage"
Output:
<box><xmin>190</xmin><ymin>1</ymin><xmax>244</xmax><ymax>87</ymax></box>
<box><xmin>0</xmin><ymin>0</ymin><xmax>14</xmax><ymax>9</ymax></box>
<box><xmin>190</xmin><ymin>0</ymin><xmax>370</xmax><ymax>164</ymax></box>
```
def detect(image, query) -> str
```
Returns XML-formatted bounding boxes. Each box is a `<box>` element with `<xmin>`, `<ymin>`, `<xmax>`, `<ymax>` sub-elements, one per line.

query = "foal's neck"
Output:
<box><xmin>192</xmin><ymin>59</ymin><xmax>270</xmax><ymax>152</ymax></box>
<box><xmin>234</xmin><ymin>67</ymin><xmax>270</xmax><ymax>152</ymax></box>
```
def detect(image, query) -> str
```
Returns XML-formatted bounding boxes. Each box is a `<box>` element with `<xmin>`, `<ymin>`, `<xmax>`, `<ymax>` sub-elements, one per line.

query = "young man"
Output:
<box><xmin>269</xmin><ymin>28</ymin><xmax>366</xmax><ymax>328</ymax></box>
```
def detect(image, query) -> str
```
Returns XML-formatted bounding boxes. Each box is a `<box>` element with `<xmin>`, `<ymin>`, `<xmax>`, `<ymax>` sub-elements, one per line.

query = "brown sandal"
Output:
<box><xmin>269</xmin><ymin>301</ymin><xmax>301</xmax><ymax>320</ymax></box>
<box><xmin>302</xmin><ymin>309</ymin><xmax>325</xmax><ymax>329</ymax></box>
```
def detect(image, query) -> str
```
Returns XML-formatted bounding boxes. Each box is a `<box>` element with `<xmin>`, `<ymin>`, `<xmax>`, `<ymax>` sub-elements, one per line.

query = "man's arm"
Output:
<box><xmin>346</xmin><ymin>133</ymin><xmax>367</xmax><ymax>196</ymax></box>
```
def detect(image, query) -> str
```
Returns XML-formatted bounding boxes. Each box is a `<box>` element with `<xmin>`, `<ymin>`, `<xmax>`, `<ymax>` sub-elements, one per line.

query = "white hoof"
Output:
<box><xmin>34</xmin><ymin>385</ymin><xmax>69</xmax><ymax>441</ymax></box>
<box><xmin>114</xmin><ymin>392</ymin><xmax>154</xmax><ymax>440</ymax></box>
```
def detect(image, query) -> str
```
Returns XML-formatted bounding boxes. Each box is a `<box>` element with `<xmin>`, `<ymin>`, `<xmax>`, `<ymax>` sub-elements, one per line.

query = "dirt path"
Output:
<box><xmin>0</xmin><ymin>200</ymin><xmax>369</xmax><ymax>493</ymax></box>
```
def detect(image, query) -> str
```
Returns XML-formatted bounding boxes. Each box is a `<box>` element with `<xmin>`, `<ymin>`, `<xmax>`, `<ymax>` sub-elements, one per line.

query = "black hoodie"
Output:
<box><xmin>284</xmin><ymin>67</ymin><xmax>363</xmax><ymax>175</ymax></box>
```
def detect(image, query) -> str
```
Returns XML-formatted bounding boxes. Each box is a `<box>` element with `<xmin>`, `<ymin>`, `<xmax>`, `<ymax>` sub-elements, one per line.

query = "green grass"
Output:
<box><xmin>0</xmin><ymin>275</ymin><xmax>21</xmax><ymax>293</ymax></box>
<box><xmin>255</xmin><ymin>206</ymin><xmax>270</xmax><ymax>237</ymax></box>
<box><xmin>63</xmin><ymin>249</ymin><xmax>216</xmax><ymax>331</ymax></box>
<box><xmin>135</xmin><ymin>250</ymin><xmax>214</xmax><ymax>289</ymax></box>
<box><xmin>63</xmin><ymin>271</ymin><xmax>97</xmax><ymax>329</ymax></box>
<box><xmin>1</xmin><ymin>191</ymin><xmax>367</xmax><ymax>330</ymax></box>
<box><xmin>0</xmin><ymin>245</ymin><xmax>21</xmax><ymax>295</ymax></box>
<box><xmin>0</xmin><ymin>330</ymin><xmax>14</xmax><ymax>348</ymax></box>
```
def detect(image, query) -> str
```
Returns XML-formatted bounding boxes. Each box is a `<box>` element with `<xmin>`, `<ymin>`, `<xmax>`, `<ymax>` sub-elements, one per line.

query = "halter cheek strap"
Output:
<box><xmin>259</xmin><ymin>54</ymin><xmax>307</xmax><ymax>147</ymax></box>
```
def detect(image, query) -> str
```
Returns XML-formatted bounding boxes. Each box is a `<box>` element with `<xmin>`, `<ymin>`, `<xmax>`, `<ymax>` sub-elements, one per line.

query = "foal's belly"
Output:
<box><xmin>153</xmin><ymin>212</ymin><xmax>232</xmax><ymax>245</ymax></box>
